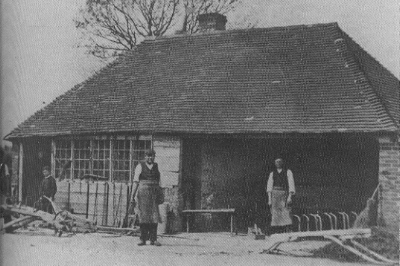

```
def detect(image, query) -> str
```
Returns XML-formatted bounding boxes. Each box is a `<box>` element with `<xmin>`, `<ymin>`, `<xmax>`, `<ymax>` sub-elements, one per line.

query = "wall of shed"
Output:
<box><xmin>378</xmin><ymin>136</ymin><xmax>399</xmax><ymax>230</ymax></box>
<box><xmin>153</xmin><ymin>136</ymin><xmax>183</xmax><ymax>232</ymax></box>
<box><xmin>182</xmin><ymin>135</ymin><xmax>379</xmax><ymax>232</ymax></box>
<box><xmin>53</xmin><ymin>135</ymin><xmax>183</xmax><ymax>230</ymax></box>
<box><xmin>16</xmin><ymin>135</ymin><xmax>183</xmax><ymax>231</ymax></box>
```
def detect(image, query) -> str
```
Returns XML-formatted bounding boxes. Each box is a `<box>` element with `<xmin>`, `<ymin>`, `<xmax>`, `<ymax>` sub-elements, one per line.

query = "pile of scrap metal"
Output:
<box><xmin>0</xmin><ymin>196</ymin><xmax>138</xmax><ymax>237</ymax></box>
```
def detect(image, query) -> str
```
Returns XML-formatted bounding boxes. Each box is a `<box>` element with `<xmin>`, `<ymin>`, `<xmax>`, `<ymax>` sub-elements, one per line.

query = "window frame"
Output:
<box><xmin>52</xmin><ymin>135</ymin><xmax>152</xmax><ymax>182</ymax></box>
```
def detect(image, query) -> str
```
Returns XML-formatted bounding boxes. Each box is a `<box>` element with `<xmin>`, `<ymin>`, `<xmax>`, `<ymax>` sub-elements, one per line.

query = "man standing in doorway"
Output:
<box><xmin>266</xmin><ymin>157</ymin><xmax>295</xmax><ymax>234</ymax></box>
<box><xmin>130</xmin><ymin>149</ymin><xmax>162</xmax><ymax>246</ymax></box>
<box><xmin>39</xmin><ymin>166</ymin><xmax>57</xmax><ymax>213</ymax></box>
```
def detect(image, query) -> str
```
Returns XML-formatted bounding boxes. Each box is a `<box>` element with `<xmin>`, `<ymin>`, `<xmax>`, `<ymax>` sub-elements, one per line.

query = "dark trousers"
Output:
<box><xmin>140</xmin><ymin>223</ymin><xmax>158</xmax><ymax>242</ymax></box>
<box><xmin>40</xmin><ymin>198</ymin><xmax>53</xmax><ymax>213</ymax></box>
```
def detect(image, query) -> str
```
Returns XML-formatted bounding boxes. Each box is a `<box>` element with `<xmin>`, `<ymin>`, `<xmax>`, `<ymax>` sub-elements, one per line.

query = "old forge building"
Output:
<box><xmin>5</xmin><ymin>14</ymin><xmax>399</xmax><ymax>232</ymax></box>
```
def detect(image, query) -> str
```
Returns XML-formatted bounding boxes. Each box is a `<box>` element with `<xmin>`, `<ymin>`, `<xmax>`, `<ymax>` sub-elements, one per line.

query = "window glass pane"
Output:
<box><xmin>73</xmin><ymin>140</ymin><xmax>91</xmax><ymax>179</ymax></box>
<box><xmin>92</xmin><ymin>140</ymin><xmax>110</xmax><ymax>179</ymax></box>
<box><xmin>132</xmin><ymin>139</ymin><xmax>151</xmax><ymax>169</ymax></box>
<box><xmin>55</xmin><ymin>140</ymin><xmax>72</xmax><ymax>179</ymax></box>
<box><xmin>113</xmin><ymin>139</ymin><xmax>130</xmax><ymax>182</ymax></box>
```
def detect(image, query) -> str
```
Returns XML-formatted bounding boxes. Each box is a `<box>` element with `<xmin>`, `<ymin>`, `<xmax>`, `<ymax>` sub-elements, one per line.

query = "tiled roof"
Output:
<box><xmin>6</xmin><ymin>22</ymin><xmax>399</xmax><ymax>139</ymax></box>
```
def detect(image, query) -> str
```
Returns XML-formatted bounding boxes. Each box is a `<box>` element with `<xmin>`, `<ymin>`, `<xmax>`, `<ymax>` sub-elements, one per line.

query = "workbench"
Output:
<box><xmin>182</xmin><ymin>209</ymin><xmax>236</xmax><ymax>235</ymax></box>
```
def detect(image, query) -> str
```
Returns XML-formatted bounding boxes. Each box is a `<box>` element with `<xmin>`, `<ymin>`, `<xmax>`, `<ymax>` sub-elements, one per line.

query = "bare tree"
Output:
<box><xmin>75</xmin><ymin>0</ymin><xmax>242</xmax><ymax>59</ymax></box>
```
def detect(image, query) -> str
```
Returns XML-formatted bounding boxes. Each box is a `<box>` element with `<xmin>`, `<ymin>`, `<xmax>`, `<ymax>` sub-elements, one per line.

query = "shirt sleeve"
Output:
<box><xmin>287</xmin><ymin>169</ymin><xmax>295</xmax><ymax>194</ymax></box>
<box><xmin>266</xmin><ymin>172</ymin><xmax>274</xmax><ymax>193</ymax></box>
<box><xmin>4</xmin><ymin>164</ymin><xmax>9</xmax><ymax>176</ymax></box>
<box><xmin>133</xmin><ymin>163</ymin><xmax>142</xmax><ymax>182</ymax></box>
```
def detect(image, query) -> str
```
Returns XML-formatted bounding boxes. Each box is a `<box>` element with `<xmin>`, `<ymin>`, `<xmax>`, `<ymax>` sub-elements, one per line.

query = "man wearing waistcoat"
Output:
<box><xmin>266</xmin><ymin>157</ymin><xmax>295</xmax><ymax>234</ymax></box>
<box><xmin>130</xmin><ymin>149</ymin><xmax>162</xmax><ymax>246</ymax></box>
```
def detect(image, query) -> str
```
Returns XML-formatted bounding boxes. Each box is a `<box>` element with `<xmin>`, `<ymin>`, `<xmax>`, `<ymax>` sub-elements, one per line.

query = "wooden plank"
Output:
<box><xmin>325</xmin><ymin>235</ymin><xmax>385</xmax><ymax>265</ymax></box>
<box><xmin>3</xmin><ymin>216</ymin><xmax>37</xmax><ymax>230</ymax></box>
<box><xmin>97</xmin><ymin>225</ymin><xmax>139</xmax><ymax>232</ymax></box>
<box><xmin>182</xmin><ymin>209</ymin><xmax>235</xmax><ymax>213</ymax></box>
<box><xmin>102</xmin><ymin>182</ymin><xmax>109</xmax><ymax>226</ymax></box>
<box><xmin>70</xmin><ymin>140</ymin><xmax>74</xmax><ymax>179</ymax></box>
<box><xmin>51</xmin><ymin>140</ymin><xmax>56</xmax><ymax>178</ymax></box>
<box><xmin>18</xmin><ymin>143</ymin><xmax>23</xmax><ymax>202</ymax></box>
<box><xmin>55</xmin><ymin>181</ymin><xmax>70</xmax><ymax>192</ymax></box>
<box><xmin>86</xmin><ymin>182</ymin><xmax>90</xmax><ymax>218</ymax></box>
<box><xmin>160</xmin><ymin>172</ymin><xmax>179</xmax><ymax>188</ymax></box>
<box><xmin>1</xmin><ymin>205</ymin><xmax>64</xmax><ymax>230</ymax></box>
<box><xmin>154</xmin><ymin>138</ymin><xmax>181</xmax><ymax>189</ymax></box>
<box><xmin>350</xmin><ymin>240</ymin><xmax>398</xmax><ymax>264</ymax></box>
<box><xmin>154</xmin><ymin>147</ymin><xmax>180</xmax><ymax>159</ymax></box>
<box><xmin>67</xmin><ymin>182</ymin><xmax>71</xmax><ymax>210</ymax></box>
<box><xmin>269</xmin><ymin>228</ymin><xmax>371</xmax><ymax>239</ymax></box>
<box><xmin>109</xmin><ymin>139</ymin><xmax>113</xmax><ymax>182</ymax></box>
<box><xmin>157</xmin><ymin>157</ymin><xmax>180</xmax><ymax>172</ymax></box>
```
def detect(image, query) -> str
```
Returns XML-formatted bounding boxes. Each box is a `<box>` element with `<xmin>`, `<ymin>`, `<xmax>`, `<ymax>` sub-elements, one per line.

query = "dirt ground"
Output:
<box><xmin>0</xmin><ymin>229</ymin><xmax>375</xmax><ymax>266</ymax></box>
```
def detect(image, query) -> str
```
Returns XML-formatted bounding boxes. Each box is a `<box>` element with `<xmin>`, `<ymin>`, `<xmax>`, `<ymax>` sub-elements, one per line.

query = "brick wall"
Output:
<box><xmin>378</xmin><ymin>136</ymin><xmax>400</xmax><ymax>230</ymax></box>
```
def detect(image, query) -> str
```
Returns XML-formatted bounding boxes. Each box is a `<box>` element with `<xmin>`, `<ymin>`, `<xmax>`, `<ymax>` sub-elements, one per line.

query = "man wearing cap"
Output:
<box><xmin>130</xmin><ymin>149</ymin><xmax>162</xmax><ymax>246</ymax></box>
<box><xmin>266</xmin><ymin>157</ymin><xmax>295</xmax><ymax>233</ymax></box>
<box><xmin>39</xmin><ymin>166</ymin><xmax>57</xmax><ymax>213</ymax></box>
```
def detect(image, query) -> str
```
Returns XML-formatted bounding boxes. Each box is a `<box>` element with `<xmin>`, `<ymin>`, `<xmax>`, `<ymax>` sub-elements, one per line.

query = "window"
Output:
<box><xmin>93</xmin><ymin>140</ymin><xmax>110</xmax><ymax>179</ymax></box>
<box><xmin>55</xmin><ymin>140</ymin><xmax>71</xmax><ymax>179</ymax></box>
<box><xmin>74</xmin><ymin>140</ymin><xmax>91</xmax><ymax>179</ymax></box>
<box><xmin>132</xmin><ymin>139</ymin><xmax>152</xmax><ymax>168</ymax></box>
<box><xmin>54</xmin><ymin>136</ymin><xmax>152</xmax><ymax>182</ymax></box>
<box><xmin>113</xmin><ymin>140</ymin><xmax>130</xmax><ymax>182</ymax></box>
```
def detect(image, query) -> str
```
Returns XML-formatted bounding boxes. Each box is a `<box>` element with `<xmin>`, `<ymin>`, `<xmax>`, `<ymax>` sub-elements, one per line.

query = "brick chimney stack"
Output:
<box><xmin>198</xmin><ymin>13</ymin><xmax>227</xmax><ymax>32</ymax></box>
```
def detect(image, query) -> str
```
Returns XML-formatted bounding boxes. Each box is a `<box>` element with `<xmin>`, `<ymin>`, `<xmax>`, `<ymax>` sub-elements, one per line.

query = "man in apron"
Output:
<box><xmin>130</xmin><ymin>149</ymin><xmax>162</xmax><ymax>246</ymax></box>
<box><xmin>266</xmin><ymin>157</ymin><xmax>295</xmax><ymax>234</ymax></box>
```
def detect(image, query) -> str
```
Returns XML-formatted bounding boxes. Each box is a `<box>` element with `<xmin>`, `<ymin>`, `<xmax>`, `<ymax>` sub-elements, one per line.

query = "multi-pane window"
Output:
<box><xmin>113</xmin><ymin>140</ymin><xmax>130</xmax><ymax>182</ymax></box>
<box><xmin>93</xmin><ymin>140</ymin><xmax>110</xmax><ymax>179</ymax></box>
<box><xmin>74</xmin><ymin>140</ymin><xmax>91</xmax><ymax>179</ymax></box>
<box><xmin>55</xmin><ymin>140</ymin><xmax>71</xmax><ymax>179</ymax></box>
<box><xmin>132</xmin><ymin>139</ymin><xmax>152</xmax><ymax>168</ymax></box>
<box><xmin>54</xmin><ymin>137</ymin><xmax>152</xmax><ymax>182</ymax></box>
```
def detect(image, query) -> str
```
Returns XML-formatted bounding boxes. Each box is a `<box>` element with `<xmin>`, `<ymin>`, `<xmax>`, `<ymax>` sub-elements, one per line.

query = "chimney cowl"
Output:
<box><xmin>198</xmin><ymin>13</ymin><xmax>227</xmax><ymax>32</ymax></box>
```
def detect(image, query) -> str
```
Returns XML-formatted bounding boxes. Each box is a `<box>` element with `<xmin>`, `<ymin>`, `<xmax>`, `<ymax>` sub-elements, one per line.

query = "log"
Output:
<box><xmin>325</xmin><ymin>235</ymin><xmax>386</xmax><ymax>265</ymax></box>
<box><xmin>3</xmin><ymin>216</ymin><xmax>37</xmax><ymax>230</ymax></box>
<box><xmin>96</xmin><ymin>225</ymin><xmax>139</xmax><ymax>232</ymax></box>
<box><xmin>350</xmin><ymin>239</ymin><xmax>398</xmax><ymax>264</ymax></box>
<box><xmin>269</xmin><ymin>228</ymin><xmax>371</xmax><ymax>241</ymax></box>
<box><xmin>264</xmin><ymin>228</ymin><xmax>372</xmax><ymax>253</ymax></box>
<box><xmin>1</xmin><ymin>204</ymin><xmax>64</xmax><ymax>231</ymax></box>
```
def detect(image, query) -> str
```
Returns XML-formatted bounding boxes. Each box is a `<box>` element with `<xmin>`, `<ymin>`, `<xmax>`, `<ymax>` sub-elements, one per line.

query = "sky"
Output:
<box><xmin>1</xmin><ymin>0</ymin><xmax>399</xmax><ymax>144</ymax></box>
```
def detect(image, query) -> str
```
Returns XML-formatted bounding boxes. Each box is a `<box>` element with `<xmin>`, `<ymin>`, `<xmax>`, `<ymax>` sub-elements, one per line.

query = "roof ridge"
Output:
<box><xmin>335</xmin><ymin>26</ymin><xmax>398</xmax><ymax>131</ymax></box>
<box><xmin>142</xmin><ymin>22</ymin><xmax>340</xmax><ymax>43</ymax></box>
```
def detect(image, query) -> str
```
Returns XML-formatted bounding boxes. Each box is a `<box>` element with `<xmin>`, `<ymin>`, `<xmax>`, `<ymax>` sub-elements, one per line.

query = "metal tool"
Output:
<box><xmin>293</xmin><ymin>215</ymin><xmax>301</xmax><ymax>232</ymax></box>
<box><xmin>329</xmin><ymin>213</ymin><xmax>338</xmax><ymax>229</ymax></box>
<box><xmin>302</xmin><ymin>214</ymin><xmax>310</xmax><ymax>231</ymax></box>
<box><xmin>323</xmin><ymin>212</ymin><xmax>333</xmax><ymax>230</ymax></box>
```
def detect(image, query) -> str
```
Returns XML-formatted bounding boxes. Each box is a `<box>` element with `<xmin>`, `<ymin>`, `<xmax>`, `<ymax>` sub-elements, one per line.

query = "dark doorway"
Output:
<box><xmin>182</xmin><ymin>134</ymin><xmax>379</xmax><ymax>233</ymax></box>
<box><xmin>22</xmin><ymin>138</ymin><xmax>51</xmax><ymax>206</ymax></box>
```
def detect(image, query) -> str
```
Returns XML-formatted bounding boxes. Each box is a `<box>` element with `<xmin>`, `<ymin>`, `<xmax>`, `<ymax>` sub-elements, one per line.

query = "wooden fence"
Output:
<box><xmin>54</xmin><ymin>181</ymin><xmax>131</xmax><ymax>227</ymax></box>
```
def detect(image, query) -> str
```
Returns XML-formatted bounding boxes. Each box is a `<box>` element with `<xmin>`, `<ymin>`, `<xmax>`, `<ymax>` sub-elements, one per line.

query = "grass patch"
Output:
<box><xmin>312</xmin><ymin>227</ymin><xmax>399</xmax><ymax>262</ymax></box>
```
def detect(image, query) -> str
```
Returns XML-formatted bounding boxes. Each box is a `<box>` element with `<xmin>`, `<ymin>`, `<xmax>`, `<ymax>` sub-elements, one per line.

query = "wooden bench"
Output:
<box><xmin>182</xmin><ymin>209</ymin><xmax>236</xmax><ymax>235</ymax></box>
